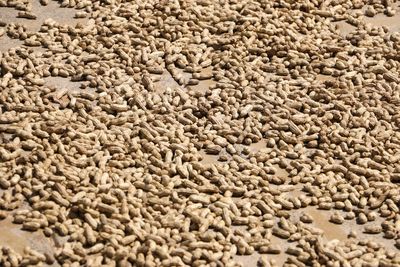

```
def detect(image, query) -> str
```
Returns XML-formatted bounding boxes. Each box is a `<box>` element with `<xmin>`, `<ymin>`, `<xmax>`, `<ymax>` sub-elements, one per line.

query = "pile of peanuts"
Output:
<box><xmin>0</xmin><ymin>0</ymin><xmax>400</xmax><ymax>266</ymax></box>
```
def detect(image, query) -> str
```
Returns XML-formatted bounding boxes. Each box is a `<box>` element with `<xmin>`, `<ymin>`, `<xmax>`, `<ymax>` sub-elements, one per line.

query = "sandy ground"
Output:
<box><xmin>0</xmin><ymin>1</ymin><xmax>400</xmax><ymax>266</ymax></box>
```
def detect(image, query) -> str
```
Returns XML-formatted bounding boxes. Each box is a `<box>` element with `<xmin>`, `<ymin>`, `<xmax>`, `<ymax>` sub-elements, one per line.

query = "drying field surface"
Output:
<box><xmin>0</xmin><ymin>0</ymin><xmax>400</xmax><ymax>266</ymax></box>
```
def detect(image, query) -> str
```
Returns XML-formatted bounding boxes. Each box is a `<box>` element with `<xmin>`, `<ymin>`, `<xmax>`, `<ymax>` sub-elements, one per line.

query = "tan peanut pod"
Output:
<box><xmin>17</xmin><ymin>11</ymin><xmax>37</xmax><ymax>20</ymax></box>
<box><xmin>364</xmin><ymin>225</ymin><xmax>382</xmax><ymax>234</ymax></box>
<box><xmin>22</xmin><ymin>221</ymin><xmax>41</xmax><ymax>231</ymax></box>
